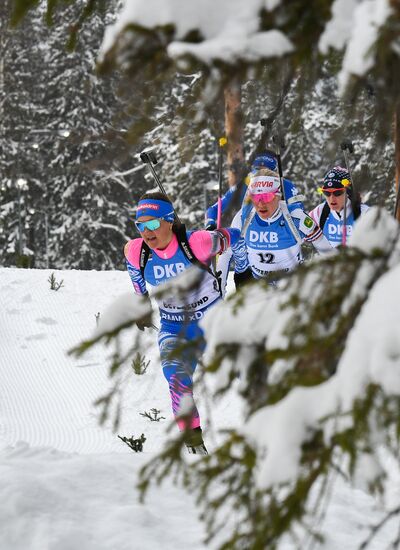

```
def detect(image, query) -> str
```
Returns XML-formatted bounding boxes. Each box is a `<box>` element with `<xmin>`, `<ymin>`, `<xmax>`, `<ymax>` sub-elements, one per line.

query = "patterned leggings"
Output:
<box><xmin>158</xmin><ymin>322</ymin><xmax>204</xmax><ymax>431</ymax></box>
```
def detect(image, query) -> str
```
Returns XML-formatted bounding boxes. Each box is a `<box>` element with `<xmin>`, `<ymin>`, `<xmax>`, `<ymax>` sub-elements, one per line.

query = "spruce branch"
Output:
<box><xmin>139</xmin><ymin>408</ymin><xmax>165</xmax><ymax>422</ymax></box>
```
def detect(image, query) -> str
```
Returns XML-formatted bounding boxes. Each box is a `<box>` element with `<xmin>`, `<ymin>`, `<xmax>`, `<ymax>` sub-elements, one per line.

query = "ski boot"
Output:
<box><xmin>184</xmin><ymin>427</ymin><xmax>208</xmax><ymax>455</ymax></box>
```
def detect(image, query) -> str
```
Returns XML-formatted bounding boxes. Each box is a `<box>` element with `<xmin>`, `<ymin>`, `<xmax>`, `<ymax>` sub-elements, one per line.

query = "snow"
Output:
<box><xmin>1</xmin><ymin>443</ymin><xmax>205</xmax><ymax>550</ymax></box>
<box><xmin>100</xmin><ymin>0</ymin><xmax>293</xmax><ymax>65</ymax></box>
<box><xmin>318</xmin><ymin>0</ymin><xmax>358</xmax><ymax>55</ymax></box>
<box><xmin>1</xmin><ymin>263</ymin><xmax>399</xmax><ymax>549</ymax></box>
<box><xmin>100</xmin><ymin>0</ymin><xmax>394</xmax><ymax>99</ymax></box>
<box><xmin>0</xmin><ymin>268</ymin><xmax>206</xmax><ymax>550</ymax></box>
<box><xmin>94</xmin><ymin>291</ymin><xmax>152</xmax><ymax>337</ymax></box>
<box><xmin>200</xmin><ymin>208</ymin><xmax>400</xmax><ymax>545</ymax></box>
<box><xmin>338</xmin><ymin>0</ymin><xmax>392</xmax><ymax>92</ymax></box>
<box><xmin>168</xmin><ymin>30</ymin><xmax>293</xmax><ymax>66</ymax></box>
<box><xmin>201</xmin><ymin>209</ymin><xmax>400</xmax><ymax>490</ymax></box>
<box><xmin>319</xmin><ymin>0</ymin><xmax>393</xmax><ymax>93</ymax></box>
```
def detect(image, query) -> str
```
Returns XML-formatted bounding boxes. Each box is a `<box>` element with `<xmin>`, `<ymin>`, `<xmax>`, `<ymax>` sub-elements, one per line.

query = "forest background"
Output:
<box><xmin>0</xmin><ymin>0</ymin><xmax>397</xmax><ymax>272</ymax></box>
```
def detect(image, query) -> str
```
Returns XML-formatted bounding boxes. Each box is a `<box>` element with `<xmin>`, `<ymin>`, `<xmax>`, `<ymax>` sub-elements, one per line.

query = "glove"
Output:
<box><xmin>206</xmin><ymin>222</ymin><xmax>217</xmax><ymax>231</ymax></box>
<box><xmin>214</xmin><ymin>229</ymin><xmax>230</xmax><ymax>254</ymax></box>
<box><xmin>135</xmin><ymin>293</ymin><xmax>153</xmax><ymax>331</ymax></box>
<box><xmin>136</xmin><ymin>317</ymin><xmax>153</xmax><ymax>331</ymax></box>
<box><xmin>233</xmin><ymin>268</ymin><xmax>254</xmax><ymax>289</ymax></box>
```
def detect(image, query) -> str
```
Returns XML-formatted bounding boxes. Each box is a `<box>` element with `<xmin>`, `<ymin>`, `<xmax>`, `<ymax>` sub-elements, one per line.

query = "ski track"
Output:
<box><xmin>0</xmin><ymin>268</ymin><xmax>164</xmax><ymax>454</ymax></box>
<box><xmin>1</xmin><ymin>268</ymin><xmax>399</xmax><ymax>550</ymax></box>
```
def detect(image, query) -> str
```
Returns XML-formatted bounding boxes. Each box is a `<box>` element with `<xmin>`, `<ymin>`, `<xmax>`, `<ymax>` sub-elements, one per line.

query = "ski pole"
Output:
<box><xmin>267</xmin><ymin>127</ymin><xmax>302</xmax><ymax>244</ymax></box>
<box><xmin>217</xmin><ymin>136</ymin><xmax>227</xmax><ymax>229</ymax></box>
<box><xmin>394</xmin><ymin>187</ymin><xmax>400</xmax><ymax>220</ymax></box>
<box><xmin>340</xmin><ymin>140</ymin><xmax>355</xmax><ymax>246</ymax></box>
<box><xmin>272</xmin><ymin>132</ymin><xmax>287</xmax><ymax>203</ymax></box>
<box><xmin>340</xmin><ymin>140</ymin><xmax>355</xmax><ymax>185</ymax></box>
<box><xmin>139</xmin><ymin>149</ymin><xmax>181</xmax><ymax>223</ymax></box>
<box><xmin>341</xmin><ymin>189</ymin><xmax>348</xmax><ymax>246</ymax></box>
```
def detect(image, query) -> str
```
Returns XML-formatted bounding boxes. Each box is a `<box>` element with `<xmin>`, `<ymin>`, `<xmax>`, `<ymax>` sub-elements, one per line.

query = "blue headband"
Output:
<box><xmin>136</xmin><ymin>199</ymin><xmax>175</xmax><ymax>221</ymax></box>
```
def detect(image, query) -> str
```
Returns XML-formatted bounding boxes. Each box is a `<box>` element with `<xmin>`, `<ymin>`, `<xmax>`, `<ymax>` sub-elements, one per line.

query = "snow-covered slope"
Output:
<box><xmin>0</xmin><ymin>268</ymin><xmax>206</xmax><ymax>550</ymax></box>
<box><xmin>0</xmin><ymin>267</ymin><xmax>398</xmax><ymax>550</ymax></box>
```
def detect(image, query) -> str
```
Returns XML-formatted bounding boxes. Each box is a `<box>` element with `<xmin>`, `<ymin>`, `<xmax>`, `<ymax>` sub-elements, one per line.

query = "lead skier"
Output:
<box><xmin>124</xmin><ymin>191</ymin><xmax>247</xmax><ymax>454</ymax></box>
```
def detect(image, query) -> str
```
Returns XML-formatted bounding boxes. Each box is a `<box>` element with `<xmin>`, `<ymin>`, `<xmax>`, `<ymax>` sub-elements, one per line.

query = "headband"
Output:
<box><xmin>249</xmin><ymin>175</ymin><xmax>281</xmax><ymax>195</ymax></box>
<box><xmin>136</xmin><ymin>199</ymin><xmax>175</xmax><ymax>221</ymax></box>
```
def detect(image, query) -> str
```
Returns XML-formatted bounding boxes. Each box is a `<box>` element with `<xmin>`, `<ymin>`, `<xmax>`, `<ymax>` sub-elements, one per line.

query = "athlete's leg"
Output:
<box><xmin>158</xmin><ymin>326</ymin><xmax>202</xmax><ymax>430</ymax></box>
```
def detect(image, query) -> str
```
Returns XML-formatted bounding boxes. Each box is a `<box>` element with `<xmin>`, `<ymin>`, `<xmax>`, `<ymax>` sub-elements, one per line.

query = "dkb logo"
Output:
<box><xmin>249</xmin><ymin>231</ymin><xmax>278</xmax><ymax>243</ymax></box>
<box><xmin>154</xmin><ymin>263</ymin><xmax>185</xmax><ymax>279</ymax></box>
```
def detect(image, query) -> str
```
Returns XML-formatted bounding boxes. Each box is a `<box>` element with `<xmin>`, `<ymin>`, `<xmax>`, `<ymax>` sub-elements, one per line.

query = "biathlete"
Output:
<box><xmin>309</xmin><ymin>166</ymin><xmax>369</xmax><ymax>247</ymax></box>
<box><xmin>124</xmin><ymin>191</ymin><xmax>246</xmax><ymax>454</ymax></box>
<box><xmin>217</xmin><ymin>168</ymin><xmax>333</xmax><ymax>288</ymax></box>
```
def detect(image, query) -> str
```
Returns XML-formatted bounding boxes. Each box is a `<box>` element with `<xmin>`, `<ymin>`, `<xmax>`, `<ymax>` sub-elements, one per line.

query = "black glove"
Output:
<box><xmin>136</xmin><ymin>318</ymin><xmax>153</xmax><ymax>331</ymax></box>
<box><xmin>234</xmin><ymin>268</ymin><xmax>254</xmax><ymax>289</ymax></box>
<box><xmin>136</xmin><ymin>293</ymin><xmax>153</xmax><ymax>331</ymax></box>
<box><xmin>205</xmin><ymin>222</ymin><xmax>217</xmax><ymax>231</ymax></box>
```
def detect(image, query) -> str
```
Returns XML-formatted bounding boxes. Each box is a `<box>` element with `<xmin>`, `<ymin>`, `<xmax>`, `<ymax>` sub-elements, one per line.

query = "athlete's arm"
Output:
<box><xmin>188</xmin><ymin>228</ymin><xmax>242</xmax><ymax>262</ymax></box>
<box><xmin>205</xmin><ymin>185</ymin><xmax>246</xmax><ymax>229</ymax></box>
<box><xmin>124</xmin><ymin>239</ymin><xmax>148</xmax><ymax>295</ymax></box>
<box><xmin>290</xmin><ymin>208</ymin><xmax>334</xmax><ymax>254</ymax></box>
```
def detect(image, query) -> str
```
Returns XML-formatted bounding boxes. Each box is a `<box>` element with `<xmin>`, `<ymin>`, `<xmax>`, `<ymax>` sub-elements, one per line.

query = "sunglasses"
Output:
<box><xmin>250</xmin><ymin>192</ymin><xmax>277</xmax><ymax>204</ymax></box>
<box><xmin>322</xmin><ymin>189</ymin><xmax>345</xmax><ymax>197</ymax></box>
<box><xmin>135</xmin><ymin>218</ymin><xmax>162</xmax><ymax>232</ymax></box>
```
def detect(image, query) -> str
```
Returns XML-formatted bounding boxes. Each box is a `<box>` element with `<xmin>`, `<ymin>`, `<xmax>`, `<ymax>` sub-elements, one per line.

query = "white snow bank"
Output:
<box><xmin>1</xmin><ymin>265</ymin><xmax>399</xmax><ymax>549</ymax></box>
<box><xmin>0</xmin><ymin>442</ymin><xmax>205</xmax><ymax>550</ymax></box>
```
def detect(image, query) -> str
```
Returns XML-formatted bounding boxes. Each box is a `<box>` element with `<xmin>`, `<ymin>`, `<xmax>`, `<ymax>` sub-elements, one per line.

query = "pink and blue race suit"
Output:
<box><xmin>125</xmin><ymin>228</ymin><xmax>244</xmax><ymax>431</ymax></box>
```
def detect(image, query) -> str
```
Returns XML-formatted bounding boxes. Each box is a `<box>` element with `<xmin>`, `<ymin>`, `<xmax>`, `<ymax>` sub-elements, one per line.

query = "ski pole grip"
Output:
<box><xmin>340</xmin><ymin>140</ymin><xmax>354</xmax><ymax>154</ymax></box>
<box><xmin>140</xmin><ymin>151</ymin><xmax>158</xmax><ymax>164</ymax></box>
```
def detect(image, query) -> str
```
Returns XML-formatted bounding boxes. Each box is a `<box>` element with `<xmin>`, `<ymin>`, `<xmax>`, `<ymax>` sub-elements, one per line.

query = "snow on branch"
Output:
<box><xmin>319</xmin><ymin>0</ymin><xmax>393</xmax><ymax>93</ymax></box>
<box><xmin>99</xmin><ymin>0</ymin><xmax>293</xmax><ymax>67</ymax></box>
<box><xmin>202</xmin><ymin>207</ymin><xmax>400</xmax><ymax>489</ymax></box>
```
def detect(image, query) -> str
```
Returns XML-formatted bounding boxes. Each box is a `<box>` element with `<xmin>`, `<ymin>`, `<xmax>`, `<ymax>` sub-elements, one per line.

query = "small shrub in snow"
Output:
<box><xmin>140</xmin><ymin>408</ymin><xmax>165</xmax><ymax>422</ymax></box>
<box><xmin>131</xmin><ymin>353</ymin><xmax>150</xmax><ymax>375</ymax></box>
<box><xmin>48</xmin><ymin>273</ymin><xmax>64</xmax><ymax>291</ymax></box>
<box><xmin>118</xmin><ymin>434</ymin><xmax>146</xmax><ymax>453</ymax></box>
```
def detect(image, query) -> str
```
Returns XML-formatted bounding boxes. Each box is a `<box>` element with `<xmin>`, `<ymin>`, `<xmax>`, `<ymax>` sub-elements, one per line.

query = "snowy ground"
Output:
<box><xmin>0</xmin><ymin>267</ymin><xmax>398</xmax><ymax>550</ymax></box>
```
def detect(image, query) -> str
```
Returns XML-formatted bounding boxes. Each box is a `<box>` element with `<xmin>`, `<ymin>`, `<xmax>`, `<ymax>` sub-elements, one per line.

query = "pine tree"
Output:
<box><xmin>0</xmin><ymin>0</ymin><xmax>139</xmax><ymax>269</ymax></box>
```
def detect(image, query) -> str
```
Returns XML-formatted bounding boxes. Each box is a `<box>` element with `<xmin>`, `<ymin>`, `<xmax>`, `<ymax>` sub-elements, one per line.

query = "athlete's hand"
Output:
<box><xmin>234</xmin><ymin>268</ymin><xmax>254</xmax><ymax>289</ymax></box>
<box><xmin>136</xmin><ymin>317</ymin><xmax>153</xmax><ymax>331</ymax></box>
<box><xmin>135</xmin><ymin>292</ymin><xmax>153</xmax><ymax>330</ymax></box>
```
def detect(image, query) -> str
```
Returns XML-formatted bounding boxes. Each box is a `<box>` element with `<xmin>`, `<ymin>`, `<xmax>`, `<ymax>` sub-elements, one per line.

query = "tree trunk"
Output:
<box><xmin>224</xmin><ymin>77</ymin><xmax>244</xmax><ymax>188</ymax></box>
<box><xmin>395</xmin><ymin>101</ymin><xmax>400</xmax><ymax>221</ymax></box>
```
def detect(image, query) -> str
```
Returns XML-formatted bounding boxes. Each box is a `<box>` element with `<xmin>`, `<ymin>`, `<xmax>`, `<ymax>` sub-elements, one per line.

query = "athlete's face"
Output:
<box><xmin>251</xmin><ymin>193</ymin><xmax>280</xmax><ymax>219</ymax></box>
<box><xmin>324</xmin><ymin>189</ymin><xmax>346</xmax><ymax>212</ymax></box>
<box><xmin>136</xmin><ymin>216</ymin><xmax>173</xmax><ymax>250</ymax></box>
